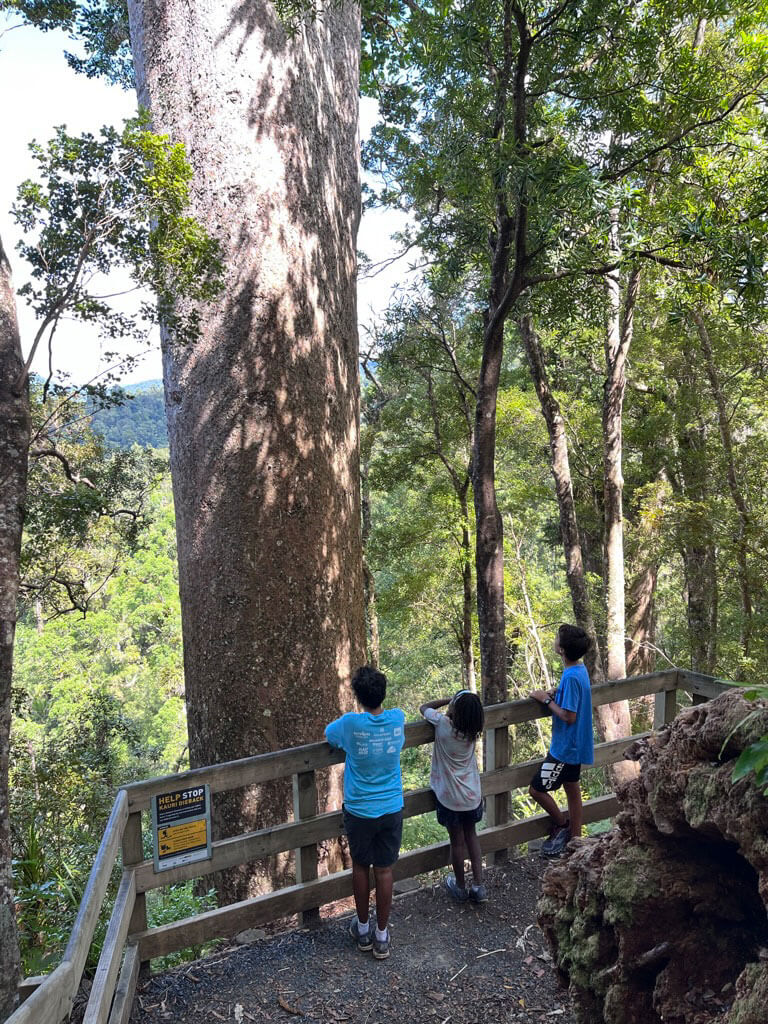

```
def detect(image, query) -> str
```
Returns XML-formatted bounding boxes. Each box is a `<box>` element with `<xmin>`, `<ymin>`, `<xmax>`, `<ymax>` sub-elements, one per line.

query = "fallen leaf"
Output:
<box><xmin>426</xmin><ymin>991</ymin><xmax>445</xmax><ymax>1002</ymax></box>
<box><xmin>278</xmin><ymin>995</ymin><xmax>303</xmax><ymax>1016</ymax></box>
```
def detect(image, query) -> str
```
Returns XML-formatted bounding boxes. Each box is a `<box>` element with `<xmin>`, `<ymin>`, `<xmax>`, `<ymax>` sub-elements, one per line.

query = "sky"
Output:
<box><xmin>0</xmin><ymin>14</ymin><xmax>412</xmax><ymax>387</ymax></box>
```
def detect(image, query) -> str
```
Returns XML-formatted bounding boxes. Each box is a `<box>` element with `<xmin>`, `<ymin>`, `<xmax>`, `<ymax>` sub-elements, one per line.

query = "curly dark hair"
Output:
<box><xmin>351</xmin><ymin>665</ymin><xmax>387</xmax><ymax>710</ymax></box>
<box><xmin>557</xmin><ymin>623</ymin><xmax>592</xmax><ymax>662</ymax></box>
<box><xmin>450</xmin><ymin>690</ymin><xmax>484</xmax><ymax>742</ymax></box>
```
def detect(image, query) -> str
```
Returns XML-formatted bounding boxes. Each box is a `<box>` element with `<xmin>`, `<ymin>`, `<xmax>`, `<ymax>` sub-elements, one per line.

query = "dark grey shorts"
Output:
<box><xmin>343</xmin><ymin>807</ymin><xmax>403</xmax><ymax>868</ymax></box>
<box><xmin>434</xmin><ymin>795</ymin><xmax>484</xmax><ymax>829</ymax></box>
<box><xmin>530</xmin><ymin>755</ymin><xmax>581</xmax><ymax>793</ymax></box>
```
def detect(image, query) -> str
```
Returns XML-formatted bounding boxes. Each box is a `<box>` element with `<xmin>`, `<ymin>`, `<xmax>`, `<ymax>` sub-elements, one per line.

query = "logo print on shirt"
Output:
<box><xmin>393</xmin><ymin>727</ymin><xmax>402</xmax><ymax>736</ymax></box>
<box><xmin>386</xmin><ymin>745</ymin><xmax>397</xmax><ymax>753</ymax></box>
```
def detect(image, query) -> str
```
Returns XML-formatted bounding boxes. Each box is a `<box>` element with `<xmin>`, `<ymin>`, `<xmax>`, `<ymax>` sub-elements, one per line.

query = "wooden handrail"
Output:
<box><xmin>131</xmin><ymin>731</ymin><xmax>648</xmax><ymax>892</ymax></box>
<box><xmin>122</xmin><ymin>670</ymin><xmax>684</xmax><ymax>811</ymax></box>
<box><xmin>8</xmin><ymin>669</ymin><xmax>734</xmax><ymax>1024</ymax></box>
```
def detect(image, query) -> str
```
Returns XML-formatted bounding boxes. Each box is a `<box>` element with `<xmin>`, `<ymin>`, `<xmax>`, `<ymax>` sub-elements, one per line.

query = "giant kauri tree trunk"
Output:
<box><xmin>126</xmin><ymin>0</ymin><xmax>365</xmax><ymax>899</ymax></box>
<box><xmin>0</xmin><ymin>237</ymin><xmax>28</xmax><ymax>1018</ymax></box>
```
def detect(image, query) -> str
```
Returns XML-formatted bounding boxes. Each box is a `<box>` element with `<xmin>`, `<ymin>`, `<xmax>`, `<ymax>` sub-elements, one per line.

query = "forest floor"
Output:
<box><xmin>128</xmin><ymin>855</ymin><xmax>574</xmax><ymax>1024</ymax></box>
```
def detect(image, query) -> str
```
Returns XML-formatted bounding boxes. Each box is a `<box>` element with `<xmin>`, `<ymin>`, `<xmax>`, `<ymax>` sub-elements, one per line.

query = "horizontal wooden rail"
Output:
<box><xmin>123</xmin><ymin>671</ymin><xmax>681</xmax><ymax>811</ymax></box>
<box><xmin>676</xmin><ymin>670</ymin><xmax>732</xmax><ymax>700</ymax></box>
<box><xmin>132</xmin><ymin>731</ymin><xmax>646</xmax><ymax>893</ymax></box>
<box><xmin>134</xmin><ymin>794</ymin><xmax>619</xmax><ymax>960</ymax></box>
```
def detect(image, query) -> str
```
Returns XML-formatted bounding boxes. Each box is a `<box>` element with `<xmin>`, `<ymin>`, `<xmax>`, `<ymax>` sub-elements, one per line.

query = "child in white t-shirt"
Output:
<box><xmin>419</xmin><ymin>689</ymin><xmax>487</xmax><ymax>903</ymax></box>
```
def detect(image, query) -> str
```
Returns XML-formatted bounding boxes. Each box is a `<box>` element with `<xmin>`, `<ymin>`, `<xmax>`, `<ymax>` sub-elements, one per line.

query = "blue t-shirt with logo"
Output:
<box><xmin>550</xmin><ymin>663</ymin><xmax>594</xmax><ymax>765</ymax></box>
<box><xmin>325</xmin><ymin>708</ymin><xmax>406</xmax><ymax>818</ymax></box>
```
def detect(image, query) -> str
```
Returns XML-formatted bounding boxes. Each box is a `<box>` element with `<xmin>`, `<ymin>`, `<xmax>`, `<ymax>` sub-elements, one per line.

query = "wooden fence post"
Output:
<box><xmin>654</xmin><ymin>687</ymin><xmax>677</xmax><ymax>730</ymax></box>
<box><xmin>121</xmin><ymin>811</ymin><xmax>150</xmax><ymax>979</ymax></box>
<box><xmin>293</xmin><ymin>770</ymin><xmax>319</xmax><ymax>926</ymax></box>
<box><xmin>484</xmin><ymin>725</ymin><xmax>510</xmax><ymax>865</ymax></box>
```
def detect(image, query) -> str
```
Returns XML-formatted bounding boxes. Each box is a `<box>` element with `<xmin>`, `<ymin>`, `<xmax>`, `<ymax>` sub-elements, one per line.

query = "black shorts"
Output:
<box><xmin>530</xmin><ymin>755</ymin><xmax>581</xmax><ymax>793</ymax></box>
<box><xmin>434</xmin><ymin>795</ymin><xmax>484</xmax><ymax>829</ymax></box>
<box><xmin>343</xmin><ymin>807</ymin><xmax>403</xmax><ymax>868</ymax></box>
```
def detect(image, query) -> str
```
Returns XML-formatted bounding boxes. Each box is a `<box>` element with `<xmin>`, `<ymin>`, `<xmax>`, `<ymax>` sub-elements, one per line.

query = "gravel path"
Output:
<box><xmin>130</xmin><ymin>857</ymin><xmax>574</xmax><ymax>1024</ymax></box>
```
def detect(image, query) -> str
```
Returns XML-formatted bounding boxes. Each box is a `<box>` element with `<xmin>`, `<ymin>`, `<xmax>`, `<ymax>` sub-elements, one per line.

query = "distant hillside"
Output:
<box><xmin>90</xmin><ymin>382</ymin><xmax>168</xmax><ymax>449</ymax></box>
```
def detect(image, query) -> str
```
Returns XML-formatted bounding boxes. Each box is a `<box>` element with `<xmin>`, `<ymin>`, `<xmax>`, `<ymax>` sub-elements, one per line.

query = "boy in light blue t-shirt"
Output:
<box><xmin>325</xmin><ymin>666</ymin><xmax>405</xmax><ymax>960</ymax></box>
<box><xmin>529</xmin><ymin>623</ymin><xmax>594</xmax><ymax>857</ymax></box>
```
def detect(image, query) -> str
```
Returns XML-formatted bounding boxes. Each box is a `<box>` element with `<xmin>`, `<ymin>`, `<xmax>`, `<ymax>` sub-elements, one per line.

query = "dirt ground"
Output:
<box><xmin>129</xmin><ymin>856</ymin><xmax>574</xmax><ymax>1024</ymax></box>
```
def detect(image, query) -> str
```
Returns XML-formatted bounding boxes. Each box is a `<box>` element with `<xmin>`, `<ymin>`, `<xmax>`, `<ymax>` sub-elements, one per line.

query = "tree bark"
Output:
<box><xmin>520</xmin><ymin>315</ymin><xmax>637</xmax><ymax>786</ymax></box>
<box><xmin>126</xmin><ymin>0</ymin><xmax>365</xmax><ymax>899</ymax></box>
<box><xmin>470</xmin><ymin>1</ymin><xmax>531</xmax><ymax>706</ymax></box>
<box><xmin>361</xmin><ymin>463</ymin><xmax>380</xmax><ymax>668</ymax></box>
<box><xmin>625</xmin><ymin>562</ymin><xmax>658</xmax><ymax>677</ymax></box>
<box><xmin>459</xmin><ymin>485</ymin><xmax>476</xmax><ymax>692</ymax></box>
<box><xmin>690</xmin><ymin>309</ymin><xmax>752</xmax><ymax>657</ymax></box>
<box><xmin>0</xmin><ymin>236</ymin><xmax>28</xmax><ymax>1018</ymax></box>
<box><xmin>603</xmin><ymin>209</ymin><xmax>641</xmax><ymax>683</ymax></box>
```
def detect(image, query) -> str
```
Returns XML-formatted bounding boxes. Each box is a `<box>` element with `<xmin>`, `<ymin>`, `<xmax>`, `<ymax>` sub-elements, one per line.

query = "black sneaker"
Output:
<box><xmin>541</xmin><ymin>825</ymin><xmax>570</xmax><ymax>857</ymax></box>
<box><xmin>349</xmin><ymin>918</ymin><xmax>373</xmax><ymax>952</ymax></box>
<box><xmin>372</xmin><ymin>928</ymin><xmax>390</xmax><ymax>960</ymax></box>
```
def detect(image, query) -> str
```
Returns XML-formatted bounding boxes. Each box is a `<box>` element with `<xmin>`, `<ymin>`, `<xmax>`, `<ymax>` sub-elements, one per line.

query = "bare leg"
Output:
<box><xmin>529</xmin><ymin>784</ymin><xmax>568</xmax><ymax>828</ymax></box>
<box><xmin>372</xmin><ymin>865</ymin><xmax>393</xmax><ymax>931</ymax></box>
<box><xmin>447</xmin><ymin>824</ymin><xmax>467</xmax><ymax>887</ymax></box>
<box><xmin>462</xmin><ymin>821</ymin><xmax>483</xmax><ymax>884</ymax></box>
<box><xmin>352</xmin><ymin>861</ymin><xmax>370</xmax><ymax>924</ymax></box>
<box><xmin>563</xmin><ymin>782</ymin><xmax>583</xmax><ymax>839</ymax></box>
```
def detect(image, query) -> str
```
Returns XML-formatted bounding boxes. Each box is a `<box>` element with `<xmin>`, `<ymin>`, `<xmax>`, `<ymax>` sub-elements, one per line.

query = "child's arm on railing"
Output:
<box><xmin>419</xmin><ymin>697</ymin><xmax>451</xmax><ymax>718</ymax></box>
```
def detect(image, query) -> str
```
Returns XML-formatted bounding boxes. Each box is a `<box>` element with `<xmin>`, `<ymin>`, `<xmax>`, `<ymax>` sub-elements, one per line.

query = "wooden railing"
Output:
<box><xmin>9</xmin><ymin>668</ymin><xmax>732</xmax><ymax>1024</ymax></box>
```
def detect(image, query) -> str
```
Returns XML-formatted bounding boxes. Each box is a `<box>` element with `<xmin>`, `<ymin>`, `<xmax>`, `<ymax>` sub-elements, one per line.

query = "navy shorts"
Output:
<box><xmin>530</xmin><ymin>755</ymin><xmax>581</xmax><ymax>793</ymax></box>
<box><xmin>343</xmin><ymin>807</ymin><xmax>403</xmax><ymax>868</ymax></box>
<box><xmin>434</xmin><ymin>795</ymin><xmax>484</xmax><ymax>829</ymax></box>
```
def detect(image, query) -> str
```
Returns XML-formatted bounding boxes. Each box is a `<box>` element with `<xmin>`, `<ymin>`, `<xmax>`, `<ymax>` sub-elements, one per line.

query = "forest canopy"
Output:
<box><xmin>2</xmin><ymin>0</ymin><xmax>768</xmax><ymax>1008</ymax></box>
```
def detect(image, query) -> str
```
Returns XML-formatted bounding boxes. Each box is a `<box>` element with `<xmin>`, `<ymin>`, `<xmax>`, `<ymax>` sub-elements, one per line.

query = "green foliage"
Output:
<box><xmin>13</xmin><ymin>111</ymin><xmax>222</xmax><ymax>375</ymax></box>
<box><xmin>2</xmin><ymin>0</ymin><xmax>134</xmax><ymax>87</ymax></box>
<box><xmin>730</xmin><ymin>685</ymin><xmax>768</xmax><ymax>794</ymax></box>
<box><xmin>21</xmin><ymin>378</ymin><xmax>166</xmax><ymax>618</ymax></box>
<box><xmin>89</xmin><ymin>383</ymin><xmax>168</xmax><ymax>448</ymax></box>
<box><xmin>11</xmin><ymin>477</ymin><xmax>186</xmax><ymax>971</ymax></box>
<box><xmin>146</xmin><ymin>884</ymin><xmax>218</xmax><ymax>971</ymax></box>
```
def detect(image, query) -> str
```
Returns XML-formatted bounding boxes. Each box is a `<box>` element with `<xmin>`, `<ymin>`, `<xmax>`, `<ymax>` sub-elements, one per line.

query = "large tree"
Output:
<box><xmin>125</xmin><ymin>0</ymin><xmax>366</xmax><ymax>896</ymax></box>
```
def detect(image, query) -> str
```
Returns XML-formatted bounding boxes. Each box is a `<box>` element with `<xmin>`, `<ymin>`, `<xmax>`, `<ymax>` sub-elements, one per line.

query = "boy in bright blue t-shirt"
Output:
<box><xmin>325</xmin><ymin>666</ymin><xmax>405</xmax><ymax>960</ymax></box>
<box><xmin>529</xmin><ymin>624</ymin><xmax>594</xmax><ymax>857</ymax></box>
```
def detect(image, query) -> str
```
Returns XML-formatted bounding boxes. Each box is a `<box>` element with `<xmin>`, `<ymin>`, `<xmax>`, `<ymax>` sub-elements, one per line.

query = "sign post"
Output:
<box><xmin>151</xmin><ymin>785</ymin><xmax>212</xmax><ymax>872</ymax></box>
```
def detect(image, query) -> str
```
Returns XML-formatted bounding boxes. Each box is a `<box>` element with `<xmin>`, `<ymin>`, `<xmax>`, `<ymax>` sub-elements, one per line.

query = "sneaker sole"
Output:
<box><xmin>372</xmin><ymin>947</ymin><xmax>390</xmax><ymax>959</ymax></box>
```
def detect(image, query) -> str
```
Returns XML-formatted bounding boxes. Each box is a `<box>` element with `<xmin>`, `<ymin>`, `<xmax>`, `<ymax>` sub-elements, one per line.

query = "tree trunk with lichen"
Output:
<box><xmin>0</xmin><ymin>237</ymin><xmax>28</xmax><ymax>1019</ymax></box>
<box><xmin>126</xmin><ymin>0</ymin><xmax>365</xmax><ymax>900</ymax></box>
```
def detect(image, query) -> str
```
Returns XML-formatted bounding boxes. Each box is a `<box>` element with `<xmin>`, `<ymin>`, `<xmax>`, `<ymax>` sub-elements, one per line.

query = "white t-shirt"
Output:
<box><xmin>424</xmin><ymin>708</ymin><xmax>482</xmax><ymax>811</ymax></box>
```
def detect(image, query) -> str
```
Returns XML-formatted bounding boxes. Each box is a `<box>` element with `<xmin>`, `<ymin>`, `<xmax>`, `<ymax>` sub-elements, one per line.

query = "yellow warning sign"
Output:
<box><xmin>158</xmin><ymin>819</ymin><xmax>207</xmax><ymax>856</ymax></box>
<box><xmin>152</xmin><ymin>783</ymin><xmax>211</xmax><ymax>872</ymax></box>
